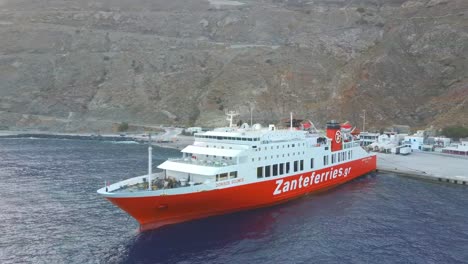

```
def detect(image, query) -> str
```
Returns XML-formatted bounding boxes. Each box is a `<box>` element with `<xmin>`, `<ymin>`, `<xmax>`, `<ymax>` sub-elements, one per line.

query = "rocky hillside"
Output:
<box><xmin>0</xmin><ymin>0</ymin><xmax>467</xmax><ymax>132</ymax></box>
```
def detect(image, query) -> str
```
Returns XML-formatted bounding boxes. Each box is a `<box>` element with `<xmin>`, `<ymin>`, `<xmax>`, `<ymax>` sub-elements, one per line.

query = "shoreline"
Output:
<box><xmin>0</xmin><ymin>130</ymin><xmax>194</xmax><ymax>150</ymax></box>
<box><xmin>2</xmin><ymin>131</ymin><xmax>466</xmax><ymax>183</ymax></box>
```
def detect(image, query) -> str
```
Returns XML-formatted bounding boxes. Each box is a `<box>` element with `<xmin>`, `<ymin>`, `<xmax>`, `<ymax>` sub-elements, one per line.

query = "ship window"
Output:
<box><xmin>331</xmin><ymin>154</ymin><xmax>335</xmax><ymax>164</ymax></box>
<box><xmin>230</xmin><ymin>171</ymin><xmax>237</xmax><ymax>179</ymax></box>
<box><xmin>220</xmin><ymin>173</ymin><xmax>228</xmax><ymax>180</ymax></box>
<box><xmin>338</xmin><ymin>153</ymin><xmax>341</xmax><ymax>162</ymax></box>
<box><xmin>273</xmin><ymin>164</ymin><xmax>278</xmax><ymax>176</ymax></box>
<box><xmin>286</xmin><ymin>162</ymin><xmax>290</xmax><ymax>173</ymax></box>
<box><xmin>310</xmin><ymin>158</ymin><xmax>314</xmax><ymax>169</ymax></box>
<box><xmin>294</xmin><ymin>161</ymin><xmax>298</xmax><ymax>172</ymax></box>
<box><xmin>323</xmin><ymin>155</ymin><xmax>329</xmax><ymax>166</ymax></box>
<box><xmin>288</xmin><ymin>144</ymin><xmax>290</xmax><ymax>148</ymax></box>
<box><xmin>292</xmin><ymin>144</ymin><xmax>295</xmax><ymax>147</ymax></box>
<box><xmin>277</xmin><ymin>146</ymin><xmax>279</xmax><ymax>149</ymax></box>
<box><xmin>242</xmin><ymin>138</ymin><xmax>247</xmax><ymax>141</ymax></box>
<box><xmin>265</xmin><ymin>166</ymin><xmax>271</xmax><ymax>177</ymax></box>
<box><xmin>300</xmin><ymin>160</ymin><xmax>304</xmax><ymax>171</ymax></box>
<box><xmin>252</xmin><ymin>158</ymin><xmax>254</xmax><ymax>162</ymax></box>
<box><xmin>216</xmin><ymin>174</ymin><xmax>219</xmax><ymax>181</ymax></box>
<box><xmin>280</xmin><ymin>163</ymin><xmax>284</xmax><ymax>174</ymax></box>
<box><xmin>248</xmin><ymin>138</ymin><xmax>252</xmax><ymax>141</ymax></box>
<box><xmin>349</xmin><ymin>151</ymin><xmax>351</xmax><ymax>159</ymax></box>
<box><xmin>257</xmin><ymin>167</ymin><xmax>263</xmax><ymax>178</ymax></box>
<box><xmin>258</xmin><ymin>157</ymin><xmax>261</xmax><ymax>161</ymax></box>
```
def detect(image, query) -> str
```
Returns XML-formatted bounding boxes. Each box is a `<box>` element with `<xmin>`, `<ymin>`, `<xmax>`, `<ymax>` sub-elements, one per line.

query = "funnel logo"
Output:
<box><xmin>335</xmin><ymin>130</ymin><xmax>342</xmax><ymax>143</ymax></box>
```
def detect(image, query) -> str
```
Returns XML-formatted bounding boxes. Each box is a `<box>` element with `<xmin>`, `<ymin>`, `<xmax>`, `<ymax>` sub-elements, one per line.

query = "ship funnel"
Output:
<box><xmin>326</xmin><ymin>120</ymin><xmax>342</xmax><ymax>152</ymax></box>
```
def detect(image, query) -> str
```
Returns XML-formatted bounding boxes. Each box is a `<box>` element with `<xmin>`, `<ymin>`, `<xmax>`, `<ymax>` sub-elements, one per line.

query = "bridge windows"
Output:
<box><xmin>273</xmin><ymin>164</ymin><xmax>278</xmax><ymax>176</ymax></box>
<box><xmin>230</xmin><ymin>171</ymin><xmax>237</xmax><ymax>179</ymax></box>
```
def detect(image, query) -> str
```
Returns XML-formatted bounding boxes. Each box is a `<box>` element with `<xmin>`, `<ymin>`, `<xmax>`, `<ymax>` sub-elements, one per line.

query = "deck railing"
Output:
<box><xmin>168</xmin><ymin>157</ymin><xmax>235</xmax><ymax>167</ymax></box>
<box><xmin>343</xmin><ymin>141</ymin><xmax>360</xmax><ymax>149</ymax></box>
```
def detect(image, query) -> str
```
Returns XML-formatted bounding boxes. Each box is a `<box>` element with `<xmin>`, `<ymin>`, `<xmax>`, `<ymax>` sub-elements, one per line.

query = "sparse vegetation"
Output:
<box><xmin>117</xmin><ymin>122</ymin><xmax>129</xmax><ymax>132</ymax></box>
<box><xmin>441</xmin><ymin>125</ymin><xmax>468</xmax><ymax>140</ymax></box>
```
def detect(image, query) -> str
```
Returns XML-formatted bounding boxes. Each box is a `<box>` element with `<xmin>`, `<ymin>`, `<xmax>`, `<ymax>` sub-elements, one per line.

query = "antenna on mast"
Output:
<box><xmin>226</xmin><ymin>111</ymin><xmax>239</xmax><ymax>128</ymax></box>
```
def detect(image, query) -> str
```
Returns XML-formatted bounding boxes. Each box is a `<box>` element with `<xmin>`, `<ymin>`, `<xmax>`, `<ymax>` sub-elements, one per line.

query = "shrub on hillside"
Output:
<box><xmin>118</xmin><ymin>122</ymin><xmax>129</xmax><ymax>132</ymax></box>
<box><xmin>441</xmin><ymin>125</ymin><xmax>468</xmax><ymax>140</ymax></box>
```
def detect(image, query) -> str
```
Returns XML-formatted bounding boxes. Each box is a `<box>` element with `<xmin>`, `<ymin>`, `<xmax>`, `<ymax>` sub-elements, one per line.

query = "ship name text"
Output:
<box><xmin>273</xmin><ymin>167</ymin><xmax>352</xmax><ymax>195</ymax></box>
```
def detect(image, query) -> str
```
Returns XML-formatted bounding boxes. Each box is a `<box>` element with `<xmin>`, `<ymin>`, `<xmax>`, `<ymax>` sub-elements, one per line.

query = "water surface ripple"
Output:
<box><xmin>0</xmin><ymin>139</ymin><xmax>467</xmax><ymax>264</ymax></box>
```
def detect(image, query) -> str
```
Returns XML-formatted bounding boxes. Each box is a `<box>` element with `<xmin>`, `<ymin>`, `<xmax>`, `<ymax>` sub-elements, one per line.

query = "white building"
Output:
<box><xmin>360</xmin><ymin>132</ymin><xmax>379</xmax><ymax>146</ymax></box>
<box><xmin>186</xmin><ymin>127</ymin><xmax>203</xmax><ymax>134</ymax></box>
<box><xmin>404</xmin><ymin>136</ymin><xmax>424</xmax><ymax>150</ymax></box>
<box><xmin>442</xmin><ymin>141</ymin><xmax>468</xmax><ymax>156</ymax></box>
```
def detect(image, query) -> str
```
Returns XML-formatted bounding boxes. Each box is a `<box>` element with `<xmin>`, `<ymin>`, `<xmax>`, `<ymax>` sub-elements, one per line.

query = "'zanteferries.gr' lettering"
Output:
<box><xmin>273</xmin><ymin>167</ymin><xmax>352</xmax><ymax>195</ymax></box>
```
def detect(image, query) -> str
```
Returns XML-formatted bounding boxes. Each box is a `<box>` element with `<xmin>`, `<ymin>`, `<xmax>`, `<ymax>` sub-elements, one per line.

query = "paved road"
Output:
<box><xmin>376</xmin><ymin>151</ymin><xmax>468</xmax><ymax>180</ymax></box>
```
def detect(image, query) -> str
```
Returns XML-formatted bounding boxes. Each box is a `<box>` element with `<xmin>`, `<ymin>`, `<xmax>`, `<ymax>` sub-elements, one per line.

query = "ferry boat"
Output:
<box><xmin>97</xmin><ymin>113</ymin><xmax>377</xmax><ymax>231</ymax></box>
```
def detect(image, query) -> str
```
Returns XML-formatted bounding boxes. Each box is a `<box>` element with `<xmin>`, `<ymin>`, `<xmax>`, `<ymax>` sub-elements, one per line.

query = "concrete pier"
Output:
<box><xmin>376</xmin><ymin>152</ymin><xmax>468</xmax><ymax>185</ymax></box>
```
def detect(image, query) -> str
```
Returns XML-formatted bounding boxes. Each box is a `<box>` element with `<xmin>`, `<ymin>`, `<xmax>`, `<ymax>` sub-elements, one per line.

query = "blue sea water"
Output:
<box><xmin>0</xmin><ymin>138</ymin><xmax>467</xmax><ymax>264</ymax></box>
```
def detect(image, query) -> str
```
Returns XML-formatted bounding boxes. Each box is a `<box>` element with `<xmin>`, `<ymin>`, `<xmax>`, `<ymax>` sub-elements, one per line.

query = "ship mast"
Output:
<box><xmin>226</xmin><ymin>111</ymin><xmax>239</xmax><ymax>128</ymax></box>
<box><xmin>148</xmin><ymin>133</ymin><xmax>152</xmax><ymax>191</ymax></box>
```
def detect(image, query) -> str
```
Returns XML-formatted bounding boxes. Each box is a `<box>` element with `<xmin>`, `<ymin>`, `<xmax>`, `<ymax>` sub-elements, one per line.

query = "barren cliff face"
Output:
<box><xmin>0</xmin><ymin>0</ymin><xmax>466</xmax><ymax>131</ymax></box>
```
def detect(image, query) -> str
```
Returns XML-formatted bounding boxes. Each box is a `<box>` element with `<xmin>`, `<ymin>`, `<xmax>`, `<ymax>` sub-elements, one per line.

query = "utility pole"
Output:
<box><xmin>249</xmin><ymin>102</ymin><xmax>255</xmax><ymax>127</ymax></box>
<box><xmin>361</xmin><ymin>110</ymin><xmax>366</xmax><ymax>132</ymax></box>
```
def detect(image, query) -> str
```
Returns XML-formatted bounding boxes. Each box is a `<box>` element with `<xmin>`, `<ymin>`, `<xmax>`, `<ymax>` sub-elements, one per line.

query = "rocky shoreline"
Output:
<box><xmin>0</xmin><ymin>130</ymin><xmax>194</xmax><ymax>150</ymax></box>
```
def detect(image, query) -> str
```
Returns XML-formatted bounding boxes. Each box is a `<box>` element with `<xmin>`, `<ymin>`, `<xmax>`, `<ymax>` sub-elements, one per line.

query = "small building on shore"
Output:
<box><xmin>185</xmin><ymin>127</ymin><xmax>202</xmax><ymax>134</ymax></box>
<box><xmin>404</xmin><ymin>130</ymin><xmax>426</xmax><ymax>150</ymax></box>
<box><xmin>442</xmin><ymin>141</ymin><xmax>468</xmax><ymax>156</ymax></box>
<box><xmin>359</xmin><ymin>132</ymin><xmax>379</xmax><ymax>146</ymax></box>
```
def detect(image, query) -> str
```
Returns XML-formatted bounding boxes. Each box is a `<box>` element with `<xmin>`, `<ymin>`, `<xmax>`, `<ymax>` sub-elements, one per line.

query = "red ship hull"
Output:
<box><xmin>107</xmin><ymin>156</ymin><xmax>376</xmax><ymax>231</ymax></box>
